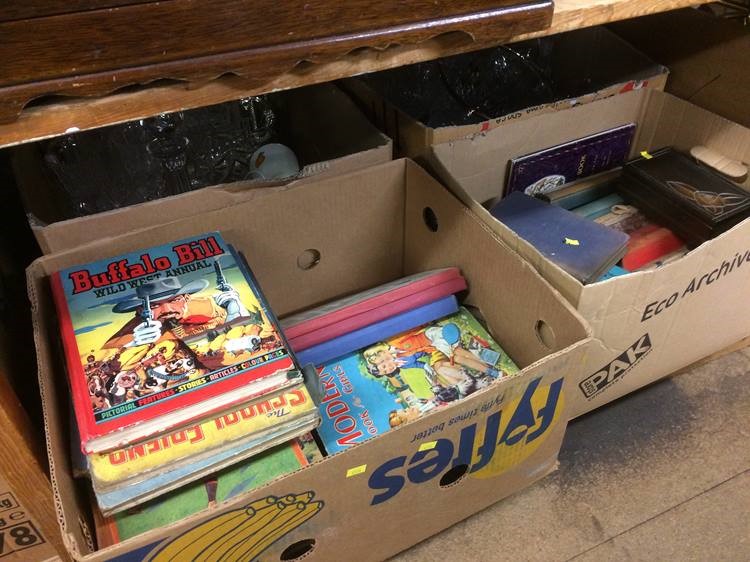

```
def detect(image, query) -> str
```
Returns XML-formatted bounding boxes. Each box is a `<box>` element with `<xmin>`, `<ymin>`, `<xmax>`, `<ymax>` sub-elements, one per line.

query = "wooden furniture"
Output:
<box><xmin>0</xmin><ymin>0</ymin><xmax>703</xmax><ymax>148</ymax></box>
<box><xmin>0</xmin><ymin>0</ymin><xmax>554</xmax><ymax>123</ymax></box>
<box><xmin>0</xmin><ymin>352</ymin><xmax>66</xmax><ymax>560</ymax></box>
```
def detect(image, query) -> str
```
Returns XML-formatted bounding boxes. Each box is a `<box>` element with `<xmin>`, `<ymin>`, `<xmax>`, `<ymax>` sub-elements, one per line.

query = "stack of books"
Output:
<box><xmin>51</xmin><ymin>232</ymin><xmax>321</xmax><ymax>536</ymax></box>
<box><xmin>490</xmin><ymin>150</ymin><xmax>718</xmax><ymax>283</ymax></box>
<box><xmin>280</xmin><ymin>269</ymin><xmax>520</xmax><ymax>454</ymax></box>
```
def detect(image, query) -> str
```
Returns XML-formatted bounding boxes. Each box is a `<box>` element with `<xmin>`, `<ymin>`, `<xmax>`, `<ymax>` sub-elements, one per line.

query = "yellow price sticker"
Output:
<box><xmin>418</xmin><ymin>441</ymin><xmax>437</xmax><ymax>452</ymax></box>
<box><xmin>640</xmin><ymin>150</ymin><xmax>653</xmax><ymax>159</ymax></box>
<box><xmin>564</xmin><ymin>238</ymin><xmax>580</xmax><ymax>246</ymax></box>
<box><xmin>346</xmin><ymin>464</ymin><xmax>367</xmax><ymax>477</ymax></box>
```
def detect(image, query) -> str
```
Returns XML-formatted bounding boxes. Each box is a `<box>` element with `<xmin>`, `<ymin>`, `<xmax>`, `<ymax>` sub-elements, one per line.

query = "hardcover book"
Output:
<box><xmin>94</xmin><ymin>406</ymin><xmax>319</xmax><ymax>514</ymax></box>
<box><xmin>316</xmin><ymin>307</ymin><xmax>519</xmax><ymax>454</ymax></box>
<box><xmin>490</xmin><ymin>192</ymin><xmax>630</xmax><ymax>284</ymax></box>
<box><xmin>96</xmin><ymin>434</ymin><xmax>323</xmax><ymax>546</ymax></box>
<box><xmin>294</xmin><ymin>295</ymin><xmax>460</xmax><ymax>368</ymax></box>
<box><xmin>282</xmin><ymin>268</ymin><xmax>467</xmax><ymax>351</ymax></box>
<box><xmin>539</xmin><ymin>168</ymin><xmax>619</xmax><ymax>209</ymax></box>
<box><xmin>89</xmin><ymin>383</ymin><xmax>318</xmax><ymax>492</ymax></box>
<box><xmin>621</xmin><ymin>225</ymin><xmax>685</xmax><ymax>271</ymax></box>
<box><xmin>620</xmin><ymin>148</ymin><xmax>750</xmax><ymax>245</ymax></box>
<box><xmin>571</xmin><ymin>194</ymin><xmax>625</xmax><ymax>220</ymax></box>
<box><xmin>506</xmin><ymin>124</ymin><xmax>635</xmax><ymax>196</ymax></box>
<box><xmin>51</xmin><ymin>232</ymin><xmax>296</xmax><ymax>454</ymax></box>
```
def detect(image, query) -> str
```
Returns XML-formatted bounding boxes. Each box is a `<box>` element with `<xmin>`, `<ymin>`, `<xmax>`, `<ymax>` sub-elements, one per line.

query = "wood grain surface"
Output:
<box><xmin>0</xmin><ymin>1</ymin><xmax>156</xmax><ymax>22</ymax></box>
<box><xmin>0</xmin><ymin>0</ymin><xmax>552</xmax><ymax>123</ymax></box>
<box><xmin>0</xmin><ymin>363</ymin><xmax>66</xmax><ymax>559</ymax></box>
<box><xmin>0</xmin><ymin>0</ymin><xmax>703</xmax><ymax>147</ymax></box>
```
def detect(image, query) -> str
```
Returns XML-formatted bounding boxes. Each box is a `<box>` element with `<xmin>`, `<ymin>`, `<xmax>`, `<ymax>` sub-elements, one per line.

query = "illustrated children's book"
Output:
<box><xmin>316</xmin><ymin>307</ymin><xmax>519</xmax><ymax>454</ymax></box>
<box><xmin>96</xmin><ymin>434</ymin><xmax>323</xmax><ymax>546</ymax></box>
<box><xmin>51</xmin><ymin>232</ymin><xmax>296</xmax><ymax>454</ymax></box>
<box><xmin>89</xmin><ymin>383</ymin><xmax>319</xmax><ymax>494</ymax></box>
<box><xmin>94</xmin><ymin>401</ymin><xmax>319</xmax><ymax>515</ymax></box>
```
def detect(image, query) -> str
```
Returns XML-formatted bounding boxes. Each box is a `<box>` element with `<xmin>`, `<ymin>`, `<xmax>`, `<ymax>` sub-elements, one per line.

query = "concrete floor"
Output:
<box><xmin>394</xmin><ymin>347</ymin><xmax>750</xmax><ymax>562</ymax></box>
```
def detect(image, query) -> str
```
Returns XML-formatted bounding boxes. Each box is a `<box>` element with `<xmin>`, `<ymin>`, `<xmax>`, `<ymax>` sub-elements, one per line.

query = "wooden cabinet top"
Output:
<box><xmin>0</xmin><ymin>0</ymin><xmax>701</xmax><ymax>147</ymax></box>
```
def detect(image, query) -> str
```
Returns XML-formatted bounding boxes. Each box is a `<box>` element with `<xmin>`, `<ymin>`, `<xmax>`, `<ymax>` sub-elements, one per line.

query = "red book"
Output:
<box><xmin>286</xmin><ymin>275</ymin><xmax>467</xmax><ymax>351</ymax></box>
<box><xmin>622</xmin><ymin>225</ymin><xmax>685</xmax><ymax>271</ymax></box>
<box><xmin>281</xmin><ymin>268</ymin><xmax>464</xmax><ymax>342</ymax></box>
<box><xmin>51</xmin><ymin>233</ymin><xmax>296</xmax><ymax>454</ymax></box>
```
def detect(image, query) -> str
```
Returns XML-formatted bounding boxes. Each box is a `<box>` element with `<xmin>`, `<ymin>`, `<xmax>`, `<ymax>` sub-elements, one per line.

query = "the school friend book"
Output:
<box><xmin>96</xmin><ymin>434</ymin><xmax>323</xmax><ymax>546</ymax></box>
<box><xmin>88</xmin><ymin>384</ymin><xmax>318</xmax><ymax>492</ymax></box>
<box><xmin>316</xmin><ymin>307</ymin><xmax>519</xmax><ymax>454</ymax></box>
<box><xmin>51</xmin><ymin>232</ymin><xmax>296</xmax><ymax>454</ymax></box>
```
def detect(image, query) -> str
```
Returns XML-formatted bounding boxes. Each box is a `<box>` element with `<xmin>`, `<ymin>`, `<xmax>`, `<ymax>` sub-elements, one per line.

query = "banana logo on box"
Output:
<box><xmin>148</xmin><ymin>492</ymin><xmax>323</xmax><ymax>562</ymax></box>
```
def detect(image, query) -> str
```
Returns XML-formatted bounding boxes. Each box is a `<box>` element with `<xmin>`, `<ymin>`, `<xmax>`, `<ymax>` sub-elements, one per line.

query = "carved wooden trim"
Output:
<box><xmin>0</xmin><ymin>0</ymin><xmax>553</xmax><ymax>123</ymax></box>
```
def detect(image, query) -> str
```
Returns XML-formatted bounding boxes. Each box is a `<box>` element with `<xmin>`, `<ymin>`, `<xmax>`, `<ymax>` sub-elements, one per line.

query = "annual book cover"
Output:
<box><xmin>89</xmin><ymin>383</ymin><xmax>318</xmax><ymax>491</ymax></box>
<box><xmin>94</xmin><ymin>405</ymin><xmax>319</xmax><ymax>514</ymax></box>
<box><xmin>317</xmin><ymin>307</ymin><xmax>519</xmax><ymax>454</ymax></box>
<box><xmin>51</xmin><ymin>232</ymin><xmax>296</xmax><ymax>454</ymax></box>
<box><xmin>96</xmin><ymin>434</ymin><xmax>323</xmax><ymax>546</ymax></box>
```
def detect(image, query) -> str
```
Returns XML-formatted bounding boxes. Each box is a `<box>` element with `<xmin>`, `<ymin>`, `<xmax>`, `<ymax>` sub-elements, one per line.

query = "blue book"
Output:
<box><xmin>490</xmin><ymin>192</ymin><xmax>629</xmax><ymax>284</ymax></box>
<box><xmin>571</xmin><ymin>193</ymin><xmax>625</xmax><ymax>219</ymax></box>
<box><xmin>316</xmin><ymin>307</ymin><xmax>519</xmax><ymax>454</ymax></box>
<box><xmin>598</xmin><ymin>265</ymin><xmax>629</xmax><ymax>281</ymax></box>
<box><xmin>295</xmin><ymin>295</ymin><xmax>459</xmax><ymax>367</ymax></box>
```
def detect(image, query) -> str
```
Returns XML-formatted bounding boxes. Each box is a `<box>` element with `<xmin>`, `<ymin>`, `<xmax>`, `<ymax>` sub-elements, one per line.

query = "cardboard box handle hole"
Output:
<box><xmin>297</xmin><ymin>249</ymin><xmax>321</xmax><ymax>270</ymax></box>
<box><xmin>280</xmin><ymin>538</ymin><xmax>316</xmax><ymax>561</ymax></box>
<box><xmin>439</xmin><ymin>464</ymin><xmax>468</xmax><ymax>488</ymax></box>
<box><xmin>422</xmin><ymin>207</ymin><xmax>439</xmax><ymax>232</ymax></box>
<box><xmin>535</xmin><ymin>320</ymin><xmax>556</xmax><ymax>350</ymax></box>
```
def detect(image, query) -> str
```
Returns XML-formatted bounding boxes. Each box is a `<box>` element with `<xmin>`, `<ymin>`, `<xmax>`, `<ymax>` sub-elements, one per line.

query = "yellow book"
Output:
<box><xmin>89</xmin><ymin>385</ymin><xmax>316</xmax><ymax>488</ymax></box>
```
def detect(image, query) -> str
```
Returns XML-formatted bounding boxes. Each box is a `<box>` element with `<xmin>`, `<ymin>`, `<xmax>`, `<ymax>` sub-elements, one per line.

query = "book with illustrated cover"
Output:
<box><xmin>506</xmin><ymin>124</ymin><xmax>635</xmax><ymax>196</ymax></box>
<box><xmin>96</xmin><ymin>434</ymin><xmax>323</xmax><ymax>546</ymax></box>
<box><xmin>89</xmin><ymin>383</ymin><xmax>318</xmax><ymax>492</ymax></box>
<box><xmin>51</xmin><ymin>232</ymin><xmax>296</xmax><ymax>454</ymax></box>
<box><xmin>94</xmin><ymin>405</ymin><xmax>319</xmax><ymax>514</ymax></box>
<box><xmin>316</xmin><ymin>307</ymin><xmax>519</xmax><ymax>454</ymax></box>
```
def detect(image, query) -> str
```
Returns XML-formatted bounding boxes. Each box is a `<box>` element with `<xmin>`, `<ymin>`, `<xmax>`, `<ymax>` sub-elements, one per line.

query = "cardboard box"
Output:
<box><xmin>0</xmin><ymin>473</ymin><xmax>59</xmax><ymax>561</ymax></box>
<box><xmin>28</xmin><ymin>159</ymin><xmax>592</xmax><ymax>561</ymax></box>
<box><xmin>13</xmin><ymin>83</ymin><xmax>392</xmax><ymax>255</ymax></box>
<box><xmin>342</xmin><ymin>26</ymin><xmax>668</xmax><ymax>158</ymax></box>
<box><xmin>427</xmin><ymin>89</ymin><xmax>750</xmax><ymax>419</ymax></box>
<box><xmin>610</xmin><ymin>9</ymin><xmax>750</xmax><ymax>130</ymax></box>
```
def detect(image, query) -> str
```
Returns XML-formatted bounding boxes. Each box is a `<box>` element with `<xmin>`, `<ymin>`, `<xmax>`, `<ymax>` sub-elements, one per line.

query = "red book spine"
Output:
<box><xmin>50</xmin><ymin>272</ymin><xmax>95</xmax><ymax>451</ymax></box>
<box><xmin>622</xmin><ymin>227</ymin><xmax>685</xmax><ymax>271</ymax></box>
<box><xmin>284</xmin><ymin>268</ymin><xmax>462</xmax><ymax>339</ymax></box>
<box><xmin>287</xmin><ymin>277</ymin><xmax>467</xmax><ymax>351</ymax></box>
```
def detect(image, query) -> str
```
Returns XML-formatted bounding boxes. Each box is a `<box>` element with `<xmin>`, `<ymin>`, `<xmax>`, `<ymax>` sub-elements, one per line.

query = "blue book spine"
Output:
<box><xmin>571</xmin><ymin>194</ymin><xmax>625</xmax><ymax>219</ymax></box>
<box><xmin>598</xmin><ymin>265</ymin><xmax>629</xmax><ymax>281</ymax></box>
<box><xmin>295</xmin><ymin>295</ymin><xmax>459</xmax><ymax>367</ymax></box>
